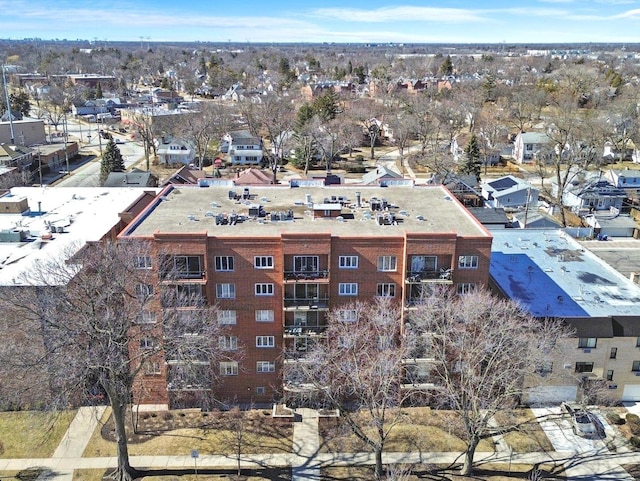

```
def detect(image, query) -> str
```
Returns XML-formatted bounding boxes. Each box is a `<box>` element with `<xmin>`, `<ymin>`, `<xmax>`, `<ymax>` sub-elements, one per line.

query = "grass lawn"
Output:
<box><xmin>73</xmin><ymin>468</ymin><xmax>291</xmax><ymax>481</ymax></box>
<box><xmin>0</xmin><ymin>410</ymin><xmax>76</xmax><ymax>458</ymax></box>
<box><xmin>319</xmin><ymin>408</ymin><xmax>494</xmax><ymax>454</ymax></box>
<box><xmin>495</xmin><ymin>409</ymin><xmax>555</xmax><ymax>453</ymax></box>
<box><xmin>82</xmin><ymin>408</ymin><xmax>293</xmax><ymax>457</ymax></box>
<box><xmin>322</xmin><ymin>463</ymin><xmax>565</xmax><ymax>480</ymax></box>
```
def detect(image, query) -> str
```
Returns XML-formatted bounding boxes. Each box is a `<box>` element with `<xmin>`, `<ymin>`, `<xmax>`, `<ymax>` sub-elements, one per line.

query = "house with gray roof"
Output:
<box><xmin>481</xmin><ymin>175</ymin><xmax>538</xmax><ymax>209</ymax></box>
<box><xmin>512</xmin><ymin>131</ymin><xmax>553</xmax><ymax>164</ymax></box>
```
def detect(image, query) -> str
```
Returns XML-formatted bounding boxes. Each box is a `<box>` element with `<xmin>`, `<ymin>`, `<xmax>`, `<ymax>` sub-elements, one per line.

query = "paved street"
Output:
<box><xmin>2</xmin><ymin>405</ymin><xmax>640</xmax><ymax>480</ymax></box>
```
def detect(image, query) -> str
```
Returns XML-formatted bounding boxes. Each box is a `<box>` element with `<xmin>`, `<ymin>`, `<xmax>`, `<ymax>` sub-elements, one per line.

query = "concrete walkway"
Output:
<box><xmin>3</xmin><ymin>405</ymin><xmax>640</xmax><ymax>480</ymax></box>
<box><xmin>292</xmin><ymin>408</ymin><xmax>320</xmax><ymax>481</ymax></box>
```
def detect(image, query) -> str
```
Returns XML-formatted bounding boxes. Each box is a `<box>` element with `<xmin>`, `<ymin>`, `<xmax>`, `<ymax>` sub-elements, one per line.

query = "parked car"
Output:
<box><xmin>115</xmin><ymin>138</ymin><xmax>124</xmax><ymax>144</ymax></box>
<box><xmin>561</xmin><ymin>402</ymin><xmax>597</xmax><ymax>438</ymax></box>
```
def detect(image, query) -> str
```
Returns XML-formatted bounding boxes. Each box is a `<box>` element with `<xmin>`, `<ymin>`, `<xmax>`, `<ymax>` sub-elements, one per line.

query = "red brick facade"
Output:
<box><xmin>128</xmin><ymin>212</ymin><xmax>492</xmax><ymax>407</ymax></box>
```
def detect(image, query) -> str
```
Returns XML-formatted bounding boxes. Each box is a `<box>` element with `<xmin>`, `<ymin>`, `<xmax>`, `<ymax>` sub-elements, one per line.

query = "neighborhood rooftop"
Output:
<box><xmin>124</xmin><ymin>184</ymin><xmax>489</xmax><ymax>238</ymax></box>
<box><xmin>490</xmin><ymin>229</ymin><xmax>640</xmax><ymax>320</ymax></box>
<box><xmin>0</xmin><ymin>187</ymin><xmax>158</xmax><ymax>286</ymax></box>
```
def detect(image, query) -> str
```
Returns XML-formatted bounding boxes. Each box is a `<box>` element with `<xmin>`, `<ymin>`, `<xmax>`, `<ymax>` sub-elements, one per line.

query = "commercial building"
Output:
<box><xmin>120</xmin><ymin>184</ymin><xmax>493</xmax><ymax>408</ymax></box>
<box><xmin>489</xmin><ymin>229</ymin><xmax>640</xmax><ymax>402</ymax></box>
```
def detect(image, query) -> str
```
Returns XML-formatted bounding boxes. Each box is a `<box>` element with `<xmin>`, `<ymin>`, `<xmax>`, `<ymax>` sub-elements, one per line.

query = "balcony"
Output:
<box><xmin>284</xmin><ymin>296</ymin><xmax>330</xmax><ymax>310</ymax></box>
<box><xmin>284</xmin><ymin>270</ymin><xmax>330</xmax><ymax>282</ymax></box>
<box><xmin>406</xmin><ymin>268</ymin><xmax>453</xmax><ymax>284</ymax></box>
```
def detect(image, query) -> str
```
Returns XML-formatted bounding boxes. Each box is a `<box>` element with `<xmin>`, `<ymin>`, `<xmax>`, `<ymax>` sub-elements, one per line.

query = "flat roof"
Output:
<box><xmin>125</xmin><ymin>185</ymin><xmax>489</xmax><ymax>238</ymax></box>
<box><xmin>489</xmin><ymin>229</ymin><xmax>640</xmax><ymax>319</ymax></box>
<box><xmin>0</xmin><ymin>187</ymin><xmax>158</xmax><ymax>286</ymax></box>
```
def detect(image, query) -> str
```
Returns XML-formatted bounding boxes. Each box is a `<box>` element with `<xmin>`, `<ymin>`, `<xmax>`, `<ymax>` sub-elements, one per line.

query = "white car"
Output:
<box><xmin>562</xmin><ymin>402</ymin><xmax>597</xmax><ymax>438</ymax></box>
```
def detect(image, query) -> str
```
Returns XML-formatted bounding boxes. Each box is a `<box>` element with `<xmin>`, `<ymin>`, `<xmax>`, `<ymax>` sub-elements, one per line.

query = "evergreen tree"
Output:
<box><xmin>96</xmin><ymin>82</ymin><xmax>103</xmax><ymax>100</ymax></box>
<box><xmin>461</xmin><ymin>134</ymin><xmax>482</xmax><ymax>182</ymax></box>
<box><xmin>100</xmin><ymin>139</ymin><xmax>125</xmax><ymax>185</ymax></box>
<box><xmin>439</xmin><ymin>55</ymin><xmax>454</xmax><ymax>76</ymax></box>
<box><xmin>312</xmin><ymin>89</ymin><xmax>341</xmax><ymax>122</ymax></box>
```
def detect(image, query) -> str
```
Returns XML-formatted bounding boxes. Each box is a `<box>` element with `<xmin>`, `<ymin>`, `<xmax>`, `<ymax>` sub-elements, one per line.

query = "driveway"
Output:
<box><xmin>530</xmin><ymin>406</ymin><xmax>610</xmax><ymax>454</ymax></box>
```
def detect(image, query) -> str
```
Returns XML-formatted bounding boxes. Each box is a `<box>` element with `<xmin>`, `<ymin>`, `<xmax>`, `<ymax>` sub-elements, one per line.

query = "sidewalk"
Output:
<box><xmin>2</xmin><ymin>406</ymin><xmax>640</xmax><ymax>480</ymax></box>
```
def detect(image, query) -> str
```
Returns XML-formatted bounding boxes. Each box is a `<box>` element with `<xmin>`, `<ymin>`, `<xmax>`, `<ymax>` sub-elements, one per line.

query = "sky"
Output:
<box><xmin>2</xmin><ymin>0</ymin><xmax>640</xmax><ymax>44</ymax></box>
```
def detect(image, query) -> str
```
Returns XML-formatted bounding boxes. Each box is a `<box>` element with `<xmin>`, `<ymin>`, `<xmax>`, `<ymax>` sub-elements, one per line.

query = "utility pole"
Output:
<box><xmin>2</xmin><ymin>65</ymin><xmax>15</xmax><ymax>144</ymax></box>
<box><xmin>63</xmin><ymin>112</ymin><xmax>70</xmax><ymax>175</ymax></box>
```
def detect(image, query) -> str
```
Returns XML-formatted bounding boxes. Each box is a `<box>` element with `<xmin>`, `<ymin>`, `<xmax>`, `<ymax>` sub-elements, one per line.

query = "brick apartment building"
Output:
<box><xmin>121</xmin><ymin>184</ymin><xmax>493</xmax><ymax>408</ymax></box>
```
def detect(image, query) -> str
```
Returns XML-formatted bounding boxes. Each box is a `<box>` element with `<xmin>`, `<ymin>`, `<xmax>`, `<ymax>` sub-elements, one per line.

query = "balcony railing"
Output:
<box><xmin>406</xmin><ymin>268</ymin><xmax>452</xmax><ymax>283</ymax></box>
<box><xmin>284</xmin><ymin>296</ymin><xmax>330</xmax><ymax>309</ymax></box>
<box><xmin>284</xmin><ymin>270</ymin><xmax>329</xmax><ymax>281</ymax></box>
<box><xmin>284</xmin><ymin>325</ymin><xmax>327</xmax><ymax>337</ymax></box>
<box><xmin>160</xmin><ymin>270</ymin><xmax>206</xmax><ymax>280</ymax></box>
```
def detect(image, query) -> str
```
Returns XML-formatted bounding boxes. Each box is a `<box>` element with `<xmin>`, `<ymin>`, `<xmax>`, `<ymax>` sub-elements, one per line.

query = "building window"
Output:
<box><xmin>220</xmin><ymin>361</ymin><xmax>238</xmax><ymax>376</ymax></box>
<box><xmin>458</xmin><ymin>255</ymin><xmax>479</xmax><ymax>269</ymax></box>
<box><xmin>140</xmin><ymin>311</ymin><xmax>156</xmax><ymax>324</ymax></box>
<box><xmin>575</xmin><ymin>362</ymin><xmax>594</xmax><ymax>373</ymax></box>
<box><xmin>257</xmin><ymin>361</ymin><xmax>275</xmax><ymax>373</ymax></box>
<box><xmin>133</xmin><ymin>256</ymin><xmax>152</xmax><ymax>269</ymax></box>
<box><xmin>606</xmin><ymin>370</ymin><xmax>614</xmax><ymax>381</ymax></box>
<box><xmin>162</xmin><ymin>255</ymin><xmax>203</xmax><ymax>279</ymax></box>
<box><xmin>339</xmin><ymin>283</ymin><xmax>358</xmax><ymax>296</ymax></box>
<box><xmin>144</xmin><ymin>361</ymin><xmax>161</xmax><ymax>375</ymax></box>
<box><xmin>339</xmin><ymin>256</ymin><xmax>358</xmax><ymax>269</ymax></box>
<box><xmin>255</xmin><ymin>283</ymin><xmax>275</xmax><ymax>296</ymax></box>
<box><xmin>256</xmin><ymin>386</ymin><xmax>266</xmax><ymax>394</ymax></box>
<box><xmin>457</xmin><ymin>283</ymin><xmax>477</xmax><ymax>295</ymax></box>
<box><xmin>578</xmin><ymin>338</ymin><xmax>597</xmax><ymax>348</ymax></box>
<box><xmin>135</xmin><ymin>284</ymin><xmax>154</xmax><ymax>298</ymax></box>
<box><xmin>140</xmin><ymin>337</ymin><xmax>155</xmax><ymax>349</ymax></box>
<box><xmin>256</xmin><ymin>310</ymin><xmax>274</xmax><ymax>322</ymax></box>
<box><xmin>219</xmin><ymin>335</ymin><xmax>238</xmax><ymax>351</ymax></box>
<box><xmin>294</xmin><ymin>256</ymin><xmax>318</xmax><ymax>273</ymax></box>
<box><xmin>377</xmin><ymin>255</ymin><xmax>397</xmax><ymax>272</ymax></box>
<box><xmin>217</xmin><ymin>310</ymin><xmax>237</xmax><ymax>325</ymax></box>
<box><xmin>633</xmin><ymin>361</ymin><xmax>640</xmax><ymax>372</ymax></box>
<box><xmin>377</xmin><ymin>283</ymin><xmax>396</xmax><ymax>297</ymax></box>
<box><xmin>610</xmin><ymin>347</ymin><xmax>617</xmax><ymax>359</ymax></box>
<box><xmin>636</xmin><ymin>337</ymin><xmax>640</xmax><ymax>347</ymax></box>
<box><xmin>410</xmin><ymin>255</ymin><xmax>437</xmax><ymax>273</ymax></box>
<box><xmin>216</xmin><ymin>283</ymin><xmax>236</xmax><ymax>299</ymax></box>
<box><xmin>338</xmin><ymin>309</ymin><xmax>358</xmax><ymax>322</ymax></box>
<box><xmin>254</xmin><ymin>256</ymin><xmax>274</xmax><ymax>269</ymax></box>
<box><xmin>256</xmin><ymin>336</ymin><xmax>275</xmax><ymax>348</ymax></box>
<box><xmin>215</xmin><ymin>256</ymin><xmax>234</xmax><ymax>272</ymax></box>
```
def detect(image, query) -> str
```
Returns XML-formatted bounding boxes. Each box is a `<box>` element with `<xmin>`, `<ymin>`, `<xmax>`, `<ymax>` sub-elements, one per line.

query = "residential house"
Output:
<box><xmin>224</xmin><ymin>130</ymin><xmax>263</xmax><ymax>166</ymax></box>
<box><xmin>490</xmin><ymin>229</ymin><xmax>640</xmax><ymax>402</ymax></box>
<box><xmin>557</xmin><ymin>178</ymin><xmax>626</xmax><ymax>215</ymax></box>
<box><xmin>440</xmin><ymin>174</ymin><xmax>483</xmax><ymax>207</ymax></box>
<box><xmin>512</xmin><ymin>132</ymin><xmax>553</xmax><ymax>164</ymax></box>
<box><xmin>156</xmin><ymin>137</ymin><xmax>196</xmax><ymax>166</ymax></box>
<box><xmin>119</xmin><ymin>184</ymin><xmax>492</xmax><ymax>408</ymax></box>
<box><xmin>233</xmin><ymin>168</ymin><xmax>274</xmax><ymax>185</ymax></box>
<box><xmin>162</xmin><ymin>165</ymin><xmax>208</xmax><ymax>186</ymax></box>
<box><xmin>361</xmin><ymin>166</ymin><xmax>403</xmax><ymax>185</ymax></box>
<box><xmin>481</xmin><ymin>175</ymin><xmax>539</xmax><ymax>210</ymax></box>
<box><xmin>604</xmin><ymin>168</ymin><xmax>640</xmax><ymax>204</ymax></box>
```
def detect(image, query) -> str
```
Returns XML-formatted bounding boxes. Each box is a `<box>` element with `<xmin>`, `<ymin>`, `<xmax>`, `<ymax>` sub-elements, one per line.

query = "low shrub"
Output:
<box><xmin>163</xmin><ymin>411</ymin><xmax>173</xmax><ymax>421</ymax></box>
<box><xmin>607</xmin><ymin>412</ymin><xmax>625</xmax><ymax>425</ymax></box>
<box><xmin>630</xmin><ymin>436</ymin><xmax>640</xmax><ymax>448</ymax></box>
<box><xmin>627</xmin><ymin>413</ymin><xmax>640</xmax><ymax>423</ymax></box>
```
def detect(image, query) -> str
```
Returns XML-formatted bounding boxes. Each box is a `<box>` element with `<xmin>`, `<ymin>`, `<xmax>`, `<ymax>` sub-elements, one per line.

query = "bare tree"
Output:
<box><xmin>176</xmin><ymin>102</ymin><xmax>233</xmax><ymax>168</ymax></box>
<box><xmin>0</xmin><ymin>240</ymin><xmax>226</xmax><ymax>481</ymax></box>
<box><xmin>284</xmin><ymin>298</ymin><xmax>412</xmax><ymax>480</ymax></box>
<box><xmin>407</xmin><ymin>287</ymin><xmax>570</xmax><ymax>476</ymax></box>
<box><xmin>240</xmin><ymin>94</ymin><xmax>296</xmax><ymax>183</ymax></box>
